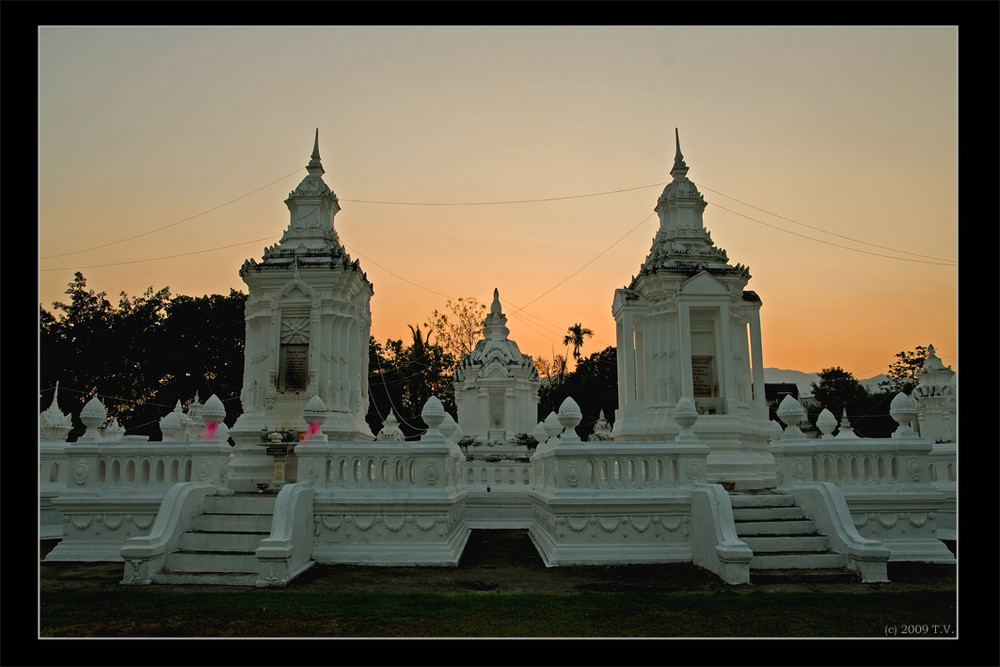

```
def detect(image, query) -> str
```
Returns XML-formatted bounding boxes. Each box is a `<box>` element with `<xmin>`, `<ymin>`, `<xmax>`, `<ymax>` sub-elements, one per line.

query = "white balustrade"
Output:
<box><xmin>464</xmin><ymin>460</ymin><xmax>533</xmax><ymax>489</ymax></box>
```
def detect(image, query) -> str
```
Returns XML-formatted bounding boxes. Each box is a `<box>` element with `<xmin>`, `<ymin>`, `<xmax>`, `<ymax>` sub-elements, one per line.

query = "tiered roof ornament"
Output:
<box><xmin>454</xmin><ymin>289</ymin><xmax>539</xmax><ymax>382</ymax></box>
<box><xmin>914</xmin><ymin>345</ymin><xmax>956</xmax><ymax>399</ymax></box>
<box><xmin>635</xmin><ymin>128</ymin><xmax>749</xmax><ymax>285</ymax></box>
<box><xmin>240</xmin><ymin>129</ymin><xmax>363</xmax><ymax>276</ymax></box>
<box><xmin>453</xmin><ymin>289</ymin><xmax>540</xmax><ymax>446</ymax></box>
<box><xmin>40</xmin><ymin>381</ymin><xmax>73</xmax><ymax>442</ymax></box>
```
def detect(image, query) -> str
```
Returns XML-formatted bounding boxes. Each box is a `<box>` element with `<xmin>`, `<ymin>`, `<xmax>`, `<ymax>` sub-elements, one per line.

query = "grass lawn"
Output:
<box><xmin>40</xmin><ymin>588</ymin><xmax>957</xmax><ymax>638</ymax></box>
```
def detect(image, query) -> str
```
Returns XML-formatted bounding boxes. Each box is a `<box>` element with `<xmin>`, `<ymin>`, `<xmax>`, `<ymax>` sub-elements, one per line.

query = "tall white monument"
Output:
<box><xmin>913</xmin><ymin>345</ymin><xmax>956</xmax><ymax>443</ymax></box>
<box><xmin>453</xmin><ymin>289</ymin><xmax>540</xmax><ymax>447</ymax></box>
<box><xmin>228</xmin><ymin>131</ymin><xmax>375</xmax><ymax>491</ymax></box>
<box><xmin>612</xmin><ymin>130</ymin><xmax>774</xmax><ymax>487</ymax></box>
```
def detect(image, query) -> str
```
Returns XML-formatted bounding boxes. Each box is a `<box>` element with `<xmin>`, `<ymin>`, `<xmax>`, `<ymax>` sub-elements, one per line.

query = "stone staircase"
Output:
<box><xmin>153</xmin><ymin>494</ymin><xmax>276</xmax><ymax>586</ymax></box>
<box><xmin>729</xmin><ymin>490</ymin><xmax>859</xmax><ymax>583</ymax></box>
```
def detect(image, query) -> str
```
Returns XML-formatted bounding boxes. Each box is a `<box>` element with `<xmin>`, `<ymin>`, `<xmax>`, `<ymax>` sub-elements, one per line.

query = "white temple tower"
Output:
<box><xmin>453</xmin><ymin>289</ymin><xmax>540</xmax><ymax>448</ymax></box>
<box><xmin>612</xmin><ymin>130</ymin><xmax>774</xmax><ymax>487</ymax></box>
<box><xmin>913</xmin><ymin>345</ymin><xmax>956</xmax><ymax>443</ymax></box>
<box><xmin>228</xmin><ymin>131</ymin><xmax>375</xmax><ymax>490</ymax></box>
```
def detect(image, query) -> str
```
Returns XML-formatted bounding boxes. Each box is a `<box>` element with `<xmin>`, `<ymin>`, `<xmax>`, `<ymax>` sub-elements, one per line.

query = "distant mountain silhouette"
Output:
<box><xmin>763</xmin><ymin>368</ymin><xmax>891</xmax><ymax>397</ymax></box>
<box><xmin>763</xmin><ymin>368</ymin><xmax>820</xmax><ymax>397</ymax></box>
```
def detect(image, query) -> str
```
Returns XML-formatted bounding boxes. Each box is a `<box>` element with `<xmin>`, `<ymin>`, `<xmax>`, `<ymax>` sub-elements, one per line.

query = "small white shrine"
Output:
<box><xmin>453</xmin><ymin>289</ymin><xmax>541</xmax><ymax>451</ymax></box>
<box><xmin>613</xmin><ymin>130</ymin><xmax>773</xmax><ymax>487</ymax></box>
<box><xmin>913</xmin><ymin>345</ymin><xmax>956</xmax><ymax>444</ymax></box>
<box><xmin>227</xmin><ymin>131</ymin><xmax>375</xmax><ymax>492</ymax></box>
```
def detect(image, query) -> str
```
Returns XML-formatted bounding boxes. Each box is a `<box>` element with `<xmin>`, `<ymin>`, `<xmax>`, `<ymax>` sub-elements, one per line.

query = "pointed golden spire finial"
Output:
<box><xmin>306</xmin><ymin>128</ymin><xmax>324</xmax><ymax>175</ymax></box>
<box><xmin>670</xmin><ymin>127</ymin><xmax>689</xmax><ymax>179</ymax></box>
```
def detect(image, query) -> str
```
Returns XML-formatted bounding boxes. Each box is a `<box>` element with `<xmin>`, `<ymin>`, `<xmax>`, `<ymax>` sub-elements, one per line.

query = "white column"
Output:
<box><xmin>620</xmin><ymin>310</ymin><xmax>637</xmax><ymax>408</ymax></box>
<box><xmin>717</xmin><ymin>303</ymin><xmax>733</xmax><ymax>410</ymax></box>
<box><xmin>678</xmin><ymin>303</ymin><xmax>694</xmax><ymax>400</ymax></box>
<box><xmin>504</xmin><ymin>387</ymin><xmax>515</xmax><ymax>441</ymax></box>
<box><xmin>634</xmin><ymin>317</ymin><xmax>646</xmax><ymax>402</ymax></box>
<box><xmin>749</xmin><ymin>308</ymin><xmax>766</xmax><ymax>418</ymax></box>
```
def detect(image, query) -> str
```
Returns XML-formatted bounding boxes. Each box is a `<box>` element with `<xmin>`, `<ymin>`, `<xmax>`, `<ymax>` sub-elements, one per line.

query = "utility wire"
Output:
<box><xmin>339</xmin><ymin>182</ymin><xmax>667</xmax><ymax>206</ymax></box>
<box><xmin>40</xmin><ymin>236</ymin><xmax>281</xmax><ymax>271</ymax></box>
<box><xmin>507</xmin><ymin>212</ymin><xmax>656</xmax><ymax>315</ymax></box>
<box><xmin>40</xmin><ymin>168</ymin><xmax>303</xmax><ymax>260</ymax></box>
<box><xmin>700</xmin><ymin>186</ymin><xmax>955</xmax><ymax>264</ymax></box>
<box><xmin>706</xmin><ymin>200</ymin><xmax>956</xmax><ymax>266</ymax></box>
<box><xmin>344</xmin><ymin>246</ymin><xmax>456</xmax><ymax>301</ymax></box>
<box><xmin>40</xmin><ymin>172</ymin><xmax>954</xmax><ymax>270</ymax></box>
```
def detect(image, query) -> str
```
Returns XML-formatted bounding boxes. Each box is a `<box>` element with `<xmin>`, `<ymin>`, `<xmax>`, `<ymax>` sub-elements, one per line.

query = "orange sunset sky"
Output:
<box><xmin>38</xmin><ymin>25</ymin><xmax>958</xmax><ymax>380</ymax></box>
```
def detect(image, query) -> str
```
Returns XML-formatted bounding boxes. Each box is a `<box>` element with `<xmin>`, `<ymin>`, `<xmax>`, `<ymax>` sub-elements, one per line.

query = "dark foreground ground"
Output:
<box><xmin>41</xmin><ymin>530</ymin><xmax>957</xmax><ymax>596</ymax></box>
<box><xmin>32</xmin><ymin>530</ymin><xmax>976</xmax><ymax>660</ymax></box>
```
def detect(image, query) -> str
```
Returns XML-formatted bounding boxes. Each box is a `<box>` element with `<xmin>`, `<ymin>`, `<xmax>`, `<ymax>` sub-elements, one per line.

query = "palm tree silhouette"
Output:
<box><xmin>563</xmin><ymin>323</ymin><xmax>594</xmax><ymax>360</ymax></box>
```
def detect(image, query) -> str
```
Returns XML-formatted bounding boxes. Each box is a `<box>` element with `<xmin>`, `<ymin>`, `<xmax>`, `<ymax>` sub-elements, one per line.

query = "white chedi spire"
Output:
<box><xmin>40</xmin><ymin>381</ymin><xmax>73</xmax><ymax>442</ymax></box>
<box><xmin>159</xmin><ymin>400</ymin><xmax>192</xmax><ymax>442</ymax></box>
<box><xmin>454</xmin><ymin>288</ymin><xmax>539</xmax><ymax>382</ymax></box>
<box><xmin>244</xmin><ymin>130</ymin><xmax>348</xmax><ymax>273</ymax></box>
<box><xmin>483</xmin><ymin>288</ymin><xmax>510</xmax><ymax>341</ymax></box>
<box><xmin>642</xmin><ymin>128</ymin><xmax>747</xmax><ymax>281</ymax></box>
<box><xmin>376</xmin><ymin>412</ymin><xmax>405</xmax><ymax>441</ymax></box>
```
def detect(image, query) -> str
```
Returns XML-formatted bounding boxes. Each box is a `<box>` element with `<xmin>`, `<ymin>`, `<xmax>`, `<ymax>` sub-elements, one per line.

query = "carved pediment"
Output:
<box><xmin>479</xmin><ymin>360</ymin><xmax>513</xmax><ymax>379</ymax></box>
<box><xmin>278</xmin><ymin>280</ymin><xmax>317</xmax><ymax>302</ymax></box>
<box><xmin>679</xmin><ymin>271</ymin><xmax>728</xmax><ymax>296</ymax></box>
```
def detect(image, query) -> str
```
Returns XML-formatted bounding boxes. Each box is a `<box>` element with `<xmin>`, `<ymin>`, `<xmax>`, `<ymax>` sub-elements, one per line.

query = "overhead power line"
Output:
<box><xmin>507</xmin><ymin>212</ymin><xmax>655</xmax><ymax>315</ymax></box>
<box><xmin>700</xmin><ymin>186</ymin><xmax>955</xmax><ymax>264</ymax></box>
<box><xmin>339</xmin><ymin>183</ymin><xmax>667</xmax><ymax>206</ymax></box>
<box><xmin>707</xmin><ymin>201</ymin><xmax>956</xmax><ymax>266</ymax></box>
<box><xmin>40</xmin><ymin>164</ymin><xmax>955</xmax><ymax>270</ymax></box>
<box><xmin>40</xmin><ymin>236</ymin><xmax>281</xmax><ymax>271</ymax></box>
<box><xmin>40</xmin><ymin>168</ymin><xmax>303</xmax><ymax>261</ymax></box>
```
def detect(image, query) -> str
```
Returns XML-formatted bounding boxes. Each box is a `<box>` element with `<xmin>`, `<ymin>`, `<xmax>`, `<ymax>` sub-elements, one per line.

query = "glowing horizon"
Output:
<box><xmin>39</xmin><ymin>26</ymin><xmax>958</xmax><ymax>380</ymax></box>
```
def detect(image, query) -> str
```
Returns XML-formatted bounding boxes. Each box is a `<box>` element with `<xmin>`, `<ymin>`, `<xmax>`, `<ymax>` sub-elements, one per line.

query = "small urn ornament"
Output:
<box><xmin>440</xmin><ymin>412</ymin><xmax>459</xmax><ymax>440</ymax></box>
<box><xmin>80</xmin><ymin>397</ymin><xmax>108</xmax><ymax>440</ymax></box>
<box><xmin>543</xmin><ymin>411</ymin><xmax>563</xmax><ymax>444</ymax></box>
<box><xmin>420</xmin><ymin>396</ymin><xmax>447</xmax><ymax>442</ymax></box>
<box><xmin>557</xmin><ymin>397</ymin><xmax>582</xmax><ymax>442</ymax></box>
<box><xmin>302</xmin><ymin>395</ymin><xmax>329</xmax><ymax>443</ymax></box>
<box><xmin>816</xmin><ymin>408</ymin><xmax>837</xmax><ymax>439</ymax></box>
<box><xmin>673</xmin><ymin>397</ymin><xmax>699</xmax><ymax>442</ymax></box>
<box><xmin>776</xmin><ymin>394</ymin><xmax>807</xmax><ymax>441</ymax></box>
<box><xmin>889</xmin><ymin>392</ymin><xmax>917</xmax><ymax>437</ymax></box>
<box><xmin>201</xmin><ymin>394</ymin><xmax>227</xmax><ymax>441</ymax></box>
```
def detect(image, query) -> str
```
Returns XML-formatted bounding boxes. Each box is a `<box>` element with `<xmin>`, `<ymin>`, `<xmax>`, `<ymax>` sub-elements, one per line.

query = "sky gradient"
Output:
<box><xmin>39</xmin><ymin>25</ymin><xmax>958</xmax><ymax>379</ymax></box>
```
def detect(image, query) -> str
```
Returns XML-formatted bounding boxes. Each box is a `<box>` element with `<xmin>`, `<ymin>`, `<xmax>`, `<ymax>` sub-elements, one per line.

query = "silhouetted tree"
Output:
<box><xmin>366</xmin><ymin>331</ymin><xmax>456</xmax><ymax>440</ymax></box>
<box><xmin>40</xmin><ymin>273</ymin><xmax>171</xmax><ymax>438</ymax></box>
<box><xmin>563</xmin><ymin>323</ymin><xmax>594</xmax><ymax>361</ymax></box>
<box><xmin>151</xmin><ymin>290</ymin><xmax>248</xmax><ymax>429</ymax></box>
<box><xmin>40</xmin><ymin>273</ymin><xmax>247</xmax><ymax>439</ymax></box>
<box><xmin>424</xmin><ymin>296</ymin><xmax>486</xmax><ymax>360</ymax></box>
<box><xmin>538</xmin><ymin>345</ymin><xmax>618</xmax><ymax>439</ymax></box>
<box><xmin>879</xmin><ymin>345</ymin><xmax>929</xmax><ymax>395</ymax></box>
<box><xmin>811</xmin><ymin>367</ymin><xmax>870</xmax><ymax>417</ymax></box>
<box><xmin>808</xmin><ymin>366</ymin><xmax>898</xmax><ymax>438</ymax></box>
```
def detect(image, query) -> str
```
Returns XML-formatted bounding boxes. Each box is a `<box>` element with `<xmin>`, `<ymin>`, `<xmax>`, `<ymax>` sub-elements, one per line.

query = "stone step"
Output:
<box><xmin>742</xmin><ymin>535</ymin><xmax>831</xmax><ymax>553</ymax></box>
<box><xmin>152</xmin><ymin>570</ymin><xmax>259</xmax><ymax>587</ymax></box>
<box><xmin>191</xmin><ymin>513</ymin><xmax>273</xmax><ymax>533</ymax></box>
<box><xmin>749</xmin><ymin>552</ymin><xmax>848</xmax><ymax>570</ymax></box>
<box><xmin>732</xmin><ymin>506</ymin><xmax>806</xmax><ymax>522</ymax></box>
<box><xmin>179</xmin><ymin>531</ymin><xmax>266</xmax><ymax>553</ymax></box>
<box><xmin>165</xmin><ymin>551</ymin><xmax>260</xmax><ymax>573</ymax></box>
<box><xmin>734</xmin><ymin>519</ymin><xmax>817</xmax><ymax>536</ymax></box>
<box><xmin>751</xmin><ymin>568</ymin><xmax>860</xmax><ymax>584</ymax></box>
<box><xmin>203</xmin><ymin>495</ymin><xmax>276</xmax><ymax>515</ymax></box>
<box><xmin>728</xmin><ymin>493</ymin><xmax>796</xmax><ymax>508</ymax></box>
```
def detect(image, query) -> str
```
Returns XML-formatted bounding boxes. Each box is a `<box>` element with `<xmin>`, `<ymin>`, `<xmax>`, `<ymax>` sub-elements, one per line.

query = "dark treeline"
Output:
<box><xmin>40</xmin><ymin>273</ymin><xmax>921</xmax><ymax>443</ymax></box>
<box><xmin>40</xmin><ymin>274</ymin><xmax>622</xmax><ymax>443</ymax></box>
<box><xmin>537</xmin><ymin>345</ymin><xmax>619</xmax><ymax>440</ymax></box>
<box><xmin>40</xmin><ymin>273</ymin><xmax>248</xmax><ymax>440</ymax></box>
